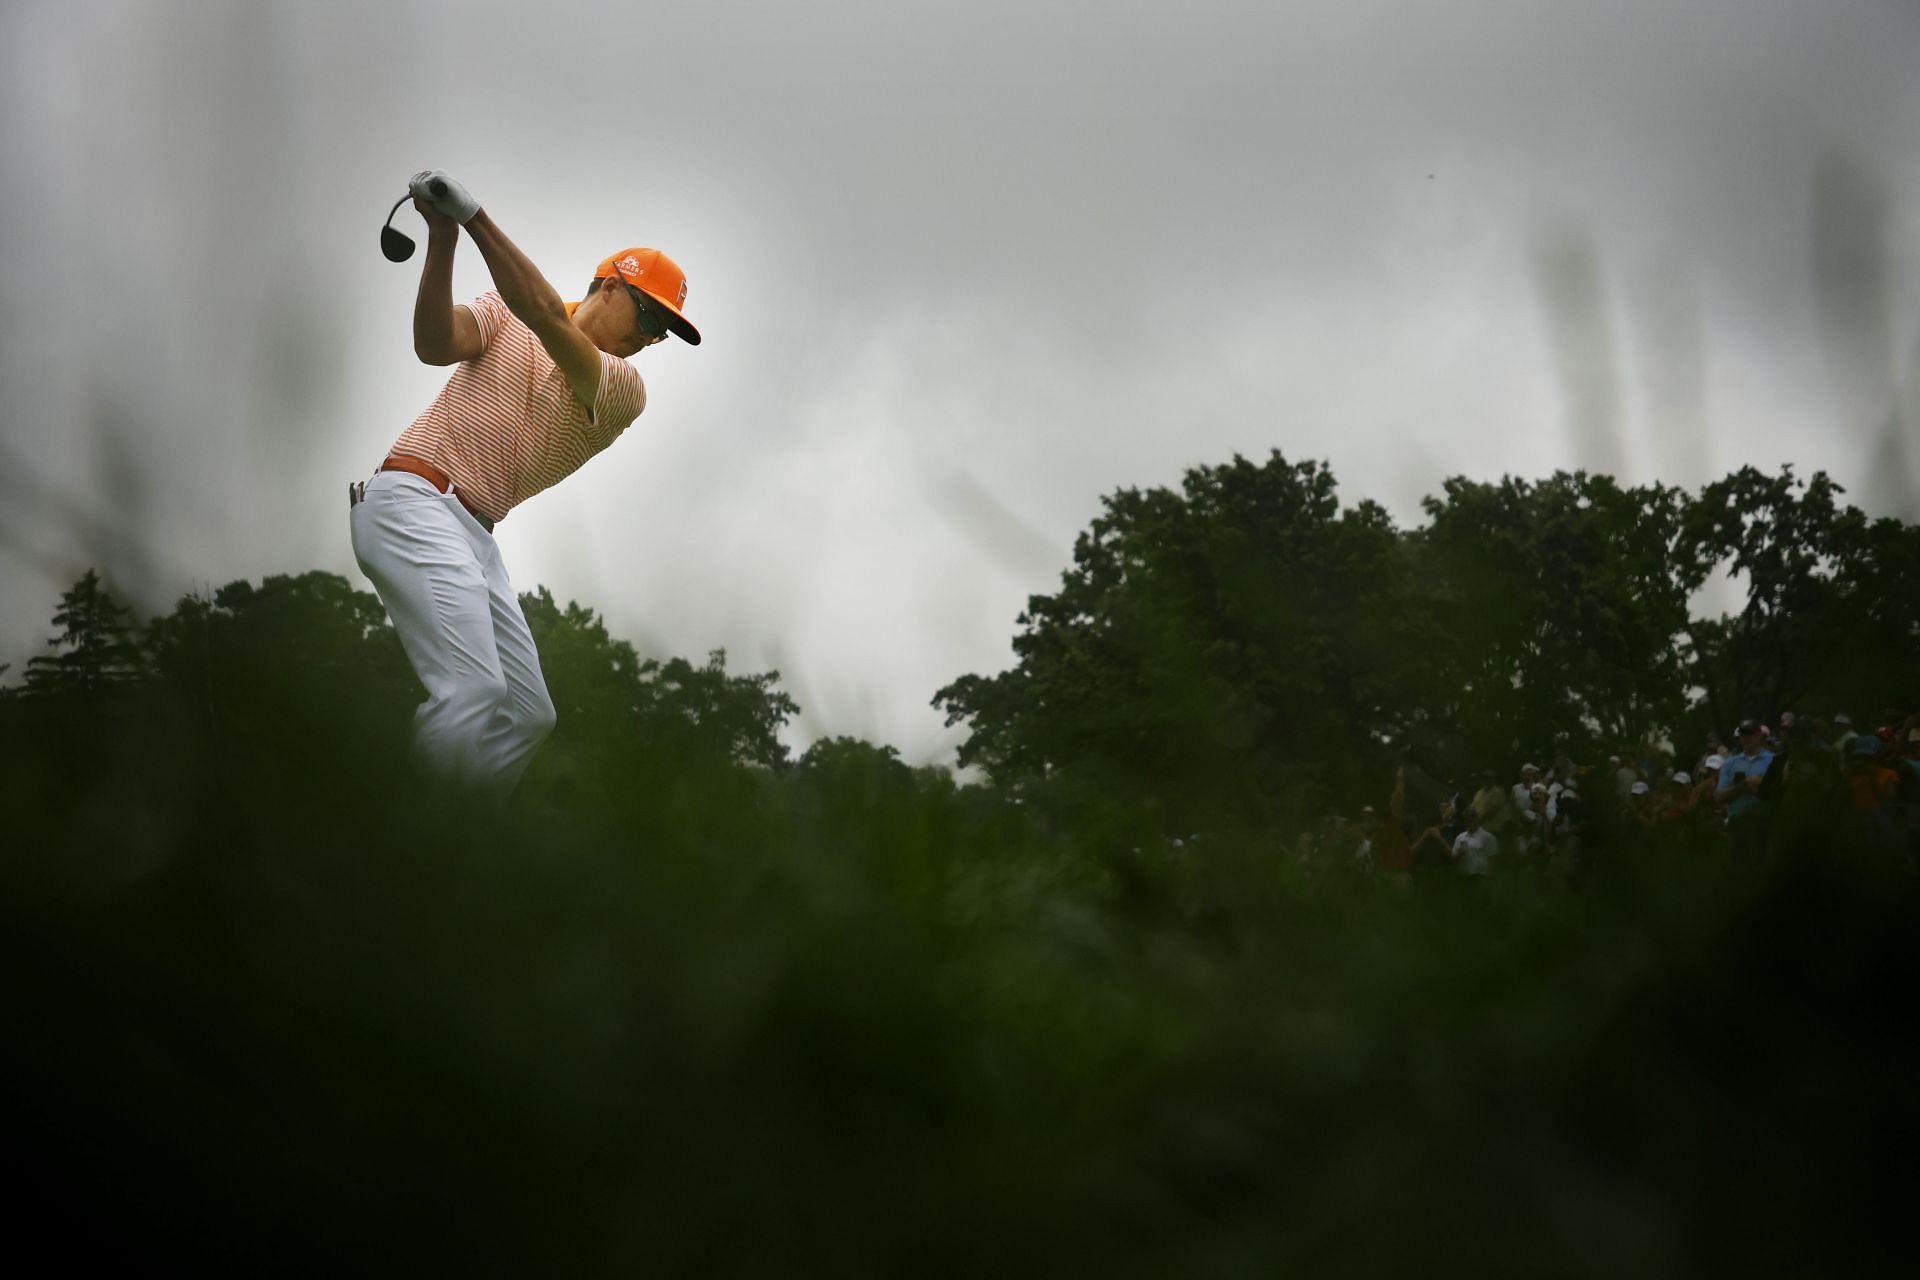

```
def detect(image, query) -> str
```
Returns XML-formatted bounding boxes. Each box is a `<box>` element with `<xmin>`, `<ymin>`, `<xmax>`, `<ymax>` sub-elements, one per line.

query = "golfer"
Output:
<box><xmin>350</xmin><ymin>169</ymin><xmax>700</xmax><ymax>793</ymax></box>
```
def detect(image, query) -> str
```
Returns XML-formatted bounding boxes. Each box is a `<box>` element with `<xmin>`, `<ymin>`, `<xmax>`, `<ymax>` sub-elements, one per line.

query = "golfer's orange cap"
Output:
<box><xmin>596</xmin><ymin>248</ymin><xmax>700</xmax><ymax>345</ymax></box>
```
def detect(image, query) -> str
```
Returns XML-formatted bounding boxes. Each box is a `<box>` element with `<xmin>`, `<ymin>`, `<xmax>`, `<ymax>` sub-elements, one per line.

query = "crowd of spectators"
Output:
<box><xmin>1314</xmin><ymin>710</ymin><xmax>1920</xmax><ymax>881</ymax></box>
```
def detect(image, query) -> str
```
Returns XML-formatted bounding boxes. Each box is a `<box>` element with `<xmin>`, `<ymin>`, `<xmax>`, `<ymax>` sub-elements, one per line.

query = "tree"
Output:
<box><xmin>936</xmin><ymin>451</ymin><xmax>1425</xmax><ymax>829</ymax></box>
<box><xmin>634</xmin><ymin>651</ymin><xmax>799</xmax><ymax>771</ymax></box>
<box><xmin>24</xmin><ymin>570</ymin><xmax>147</xmax><ymax>696</ymax></box>
<box><xmin>143</xmin><ymin>571</ymin><xmax>414</xmax><ymax>748</ymax></box>
<box><xmin>520</xmin><ymin>587</ymin><xmax>800</xmax><ymax>771</ymax></box>
<box><xmin>796</xmin><ymin>736</ymin><xmax>914</xmax><ymax>797</ymax></box>
<box><xmin>1680</xmin><ymin>466</ymin><xmax>1920</xmax><ymax>727</ymax></box>
<box><xmin>1413</xmin><ymin>471</ymin><xmax>1707</xmax><ymax>762</ymax></box>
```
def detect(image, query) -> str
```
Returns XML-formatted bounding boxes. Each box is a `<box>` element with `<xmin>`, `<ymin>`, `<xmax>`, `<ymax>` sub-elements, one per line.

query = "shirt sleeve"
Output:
<box><xmin>588</xmin><ymin>354</ymin><xmax>647</xmax><ymax>434</ymax></box>
<box><xmin>461</xmin><ymin>290</ymin><xmax>513</xmax><ymax>353</ymax></box>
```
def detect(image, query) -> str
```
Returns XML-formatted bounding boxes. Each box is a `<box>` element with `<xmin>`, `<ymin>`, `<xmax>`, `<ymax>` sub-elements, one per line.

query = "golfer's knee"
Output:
<box><xmin>434</xmin><ymin>673</ymin><xmax>512</xmax><ymax>728</ymax></box>
<box><xmin>521</xmin><ymin>690</ymin><xmax>558</xmax><ymax>743</ymax></box>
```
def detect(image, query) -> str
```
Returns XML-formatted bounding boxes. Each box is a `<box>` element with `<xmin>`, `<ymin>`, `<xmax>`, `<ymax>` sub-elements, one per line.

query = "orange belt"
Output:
<box><xmin>379</xmin><ymin>454</ymin><xmax>495</xmax><ymax>531</ymax></box>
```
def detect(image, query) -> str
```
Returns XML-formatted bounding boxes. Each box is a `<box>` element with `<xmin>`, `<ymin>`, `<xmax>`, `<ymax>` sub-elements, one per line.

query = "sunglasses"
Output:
<box><xmin>613</xmin><ymin>275</ymin><xmax>671</xmax><ymax>341</ymax></box>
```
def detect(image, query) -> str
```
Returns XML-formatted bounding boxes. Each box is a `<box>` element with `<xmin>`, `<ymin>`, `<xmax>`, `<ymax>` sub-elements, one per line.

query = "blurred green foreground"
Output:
<box><xmin>4</xmin><ymin>655</ymin><xmax>1914</xmax><ymax>1277</ymax></box>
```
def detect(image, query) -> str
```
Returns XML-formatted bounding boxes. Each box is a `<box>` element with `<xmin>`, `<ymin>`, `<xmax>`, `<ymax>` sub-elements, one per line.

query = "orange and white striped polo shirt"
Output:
<box><xmin>388</xmin><ymin>290</ymin><xmax>647</xmax><ymax>525</ymax></box>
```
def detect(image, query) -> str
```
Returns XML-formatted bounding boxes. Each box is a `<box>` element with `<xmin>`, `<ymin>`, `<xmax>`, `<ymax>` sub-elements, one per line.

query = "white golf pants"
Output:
<box><xmin>349</xmin><ymin>469</ymin><xmax>556</xmax><ymax>793</ymax></box>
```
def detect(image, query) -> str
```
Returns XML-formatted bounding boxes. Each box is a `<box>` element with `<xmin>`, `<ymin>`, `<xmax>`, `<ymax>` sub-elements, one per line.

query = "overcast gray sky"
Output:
<box><xmin>3</xmin><ymin>0</ymin><xmax>1916</xmax><ymax>761</ymax></box>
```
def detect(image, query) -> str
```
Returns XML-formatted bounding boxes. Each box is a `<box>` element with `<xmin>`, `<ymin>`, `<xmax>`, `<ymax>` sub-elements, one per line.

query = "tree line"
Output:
<box><xmin>935</xmin><ymin>457</ymin><xmax>1920</xmax><ymax>833</ymax></box>
<box><xmin>5</xmin><ymin>457</ymin><xmax>1916</xmax><ymax>837</ymax></box>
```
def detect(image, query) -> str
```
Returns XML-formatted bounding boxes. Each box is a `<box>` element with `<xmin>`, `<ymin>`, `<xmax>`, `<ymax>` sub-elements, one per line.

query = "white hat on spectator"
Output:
<box><xmin>1672</xmin><ymin>771</ymin><xmax>1692</xmax><ymax>785</ymax></box>
<box><xmin>1630</xmin><ymin>780</ymin><xmax>1650</xmax><ymax>795</ymax></box>
<box><xmin>1530</xmin><ymin>783</ymin><xmax>1548</xmax><ymax>796</ymax></box>
<box><xmin>1835</xmin><ymin>712</ymin><xmax>1853</xmax><ymax>726</ymax></box>
<box><xmin>1521</xmin><ymin>762</ymin><xmax>1540</xmax><ymax>775</ymax></box>
<box><xmin>1703</xmin><ymin>753</ymin><xmax>1726</xmax><ymax>771</ymax></box>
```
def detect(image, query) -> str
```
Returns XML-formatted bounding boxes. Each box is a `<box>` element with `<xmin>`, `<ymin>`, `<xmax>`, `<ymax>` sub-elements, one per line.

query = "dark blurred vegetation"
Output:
<box><xmin>3</xmin><ymin>454</ymin><xmax>1916</xmax><ymax>1275</ymax></box>
<box><xmin>936</xmin><ymin>455</ymin><xmax>1920</xmax><ymax>830</ymax></box>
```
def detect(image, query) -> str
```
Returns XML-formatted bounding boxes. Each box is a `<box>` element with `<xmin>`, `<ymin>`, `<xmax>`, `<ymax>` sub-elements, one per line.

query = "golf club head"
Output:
<box><xmin>381</xmin><ymin>193</ymin><xmax>416</xmax><ymax>262</ymax></box>
<box><xmin>381</xmin><ymin>224</ymin><xmax>416</xmax><ymax>262</ymax></box>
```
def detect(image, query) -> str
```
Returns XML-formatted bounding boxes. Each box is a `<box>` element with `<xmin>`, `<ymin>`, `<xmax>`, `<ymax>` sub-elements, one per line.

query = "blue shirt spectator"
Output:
<box><xmin>1717</xmin><ymin>721</ymin><xmax>1775</xmax><ymax>819</ymax></box>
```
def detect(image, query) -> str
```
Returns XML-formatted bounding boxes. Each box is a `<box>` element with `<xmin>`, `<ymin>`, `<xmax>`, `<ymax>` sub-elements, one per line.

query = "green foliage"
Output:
<box><xmin>2</xmin><ymin>678</ymin><xmax>1912</xmax><ymax>1273</ymax></box>
<box><xmin>23</xmin><ymin>568</ymin><xmax>146</xmax><ymax>696</ymax></box>
<box><xmin>1415</xmin><ymin>470</ymin><xmax>1704</xmax><ymax>761</ymax></box>
<box><xmin>937</xmin><ymin>453</ymin><xmax>1418</xmax><ymax>829</ymax></box>
<box><xmin>1681</xmin><ymin>466</ymin><xmax>1920</xmax><ymax>726</ymax></box>
<box><xmin>144</xmin><ymin>571</ymin><xmax>417</xmax><ymax>762</ymax></box>
<box><xmin>940</xmin><ymin>457</ymin><xmax>1920</xmax><ymax>831</ymax></box>
<box><xmin>521</xmin><ymin>585</ymin><xmax>797</xmax><ymax>776</ymax></box>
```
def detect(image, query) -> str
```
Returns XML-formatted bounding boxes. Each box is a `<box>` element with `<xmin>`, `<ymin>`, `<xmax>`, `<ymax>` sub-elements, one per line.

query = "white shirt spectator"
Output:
<box><xmin>1451</xmin><ymin>827</ymin><xmax>1499</xmax><ymax>876</ymax></box>
<box><xmin>1514</xmin><ymin>806</ymin><xmax>1545</xmax><ymax>852</ymax></box>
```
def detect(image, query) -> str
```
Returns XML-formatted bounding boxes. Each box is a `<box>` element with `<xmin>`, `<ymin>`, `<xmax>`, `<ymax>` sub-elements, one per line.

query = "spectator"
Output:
<box><xmin>1844</xmin><ymin>735</ymin><xmax>1899</xmax><ymax>811</ymax></box>
<box><xmin>1375</xmin><ymin>766</ymin><xmax>1415</xmax><ymax>878</ymax></box>
<box><xmin>1626</xmin><ymin>778</ymin><xmax>1655</xmax><ymax>827</ymax></box>
<box><xmin>1897</xmin><ymin>721</ymin><xmax>1920</xmax><ymax>864</ymax></box>
<box><xmin>1694</xmin><ymin>753</ymin><xmax>1726</xmax><ymax>814</ymax></box>
<box><xmin>1613</xmin><ymin>755</ymin><xmax>1639</xmax><ymax>798</ymax></box>
<box><xmin>1716</xmin><ymin>720</ymin><xmax>1776</xmax><ymax>857</ymax></box>
<box><xmin>1316</xmin><ymin>813</ymin><xmax>1352</xmax><ymax>869</ymax></box>
<box><xmin>1450</xmin><ymin>804</ymin><xmax>1499</xmax><ymax>876</ymax></box>
<box><xmin>1549</xmin><ymin>748</ymin><xmax>1578</xmax><ymax>797</ymax></box>
<box><xmin>1471</xmin><ymin>771</ymin><xmax>1511</xmax><ymax>835</ymax></box>
<box><xmin>1409</xmin><ymin>793</ymin><xmax>1465</xmax><ymax>873</ymax></box>
<box><xmin>1833</xmin><ymin>712</ymin><xmax>1857</xmax><ymax>755</ymax></box>
<box><xmin>1513</xmin><ymin>783</ymin><xmax>1552</xmax><ymax>858</ymax></box>
<box><xmin>1547</xmin><ymin>781</ymin><xmax>1586</xmax><ymax>873</ymax></box>
<box><xmin>1653</xmin><ymin>770</ymin><xmax>1705</xmax><ymax>837</ymax></box>
<box><xmin>1512</xmin><ymin>763</ymin><xmax>1542</xmax><ymax>814</ymax></box>
<box><xmin>1843</xmin><ymin>734</ymin><xmax>1902</xmax><ymax>858</ymax></box>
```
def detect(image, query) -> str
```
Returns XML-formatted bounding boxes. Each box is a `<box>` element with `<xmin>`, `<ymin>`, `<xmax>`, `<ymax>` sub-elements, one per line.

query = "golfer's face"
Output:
<box><xmin>618</xmin><ymin>279</ymin><xmax>668</xmax><ymax>347</ymax></box>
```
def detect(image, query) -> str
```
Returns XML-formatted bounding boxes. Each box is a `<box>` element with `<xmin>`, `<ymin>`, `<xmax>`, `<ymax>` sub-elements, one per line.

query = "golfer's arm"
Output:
<box><xmin>463</xmin><ymin>211</ymin><xmax>603</xmax><ymax>409</ymax></box>
<box><xmin>413</xmin><ymin>227</ymin><xmax>482</xmax><ymax>365</ymax></box>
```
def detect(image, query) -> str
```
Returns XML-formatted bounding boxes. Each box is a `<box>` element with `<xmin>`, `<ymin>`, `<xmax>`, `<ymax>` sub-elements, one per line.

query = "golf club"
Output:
<box><xmin>380</xmin><ymin>195</ymin><xmax>415</xmax><ymax>262</ymax></box>
<box><xmin>380</xmin><ymin>179</ymin><xmax>449</xmax><ymax>262</ymax></box>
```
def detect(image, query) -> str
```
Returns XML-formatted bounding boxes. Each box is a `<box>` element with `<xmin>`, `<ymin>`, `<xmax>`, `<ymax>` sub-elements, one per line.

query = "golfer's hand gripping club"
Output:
<box><xmin>409</xmin><ymin>169</ymin><xmax>481</xmax><ymax>225</ymax></box>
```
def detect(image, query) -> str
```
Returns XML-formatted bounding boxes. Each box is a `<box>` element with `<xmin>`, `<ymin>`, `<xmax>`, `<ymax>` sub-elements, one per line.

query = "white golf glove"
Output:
<box><xmin>409</xmin><ymin>169</ymin><xmax>481</xmax><ymax>224</ymax></box>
